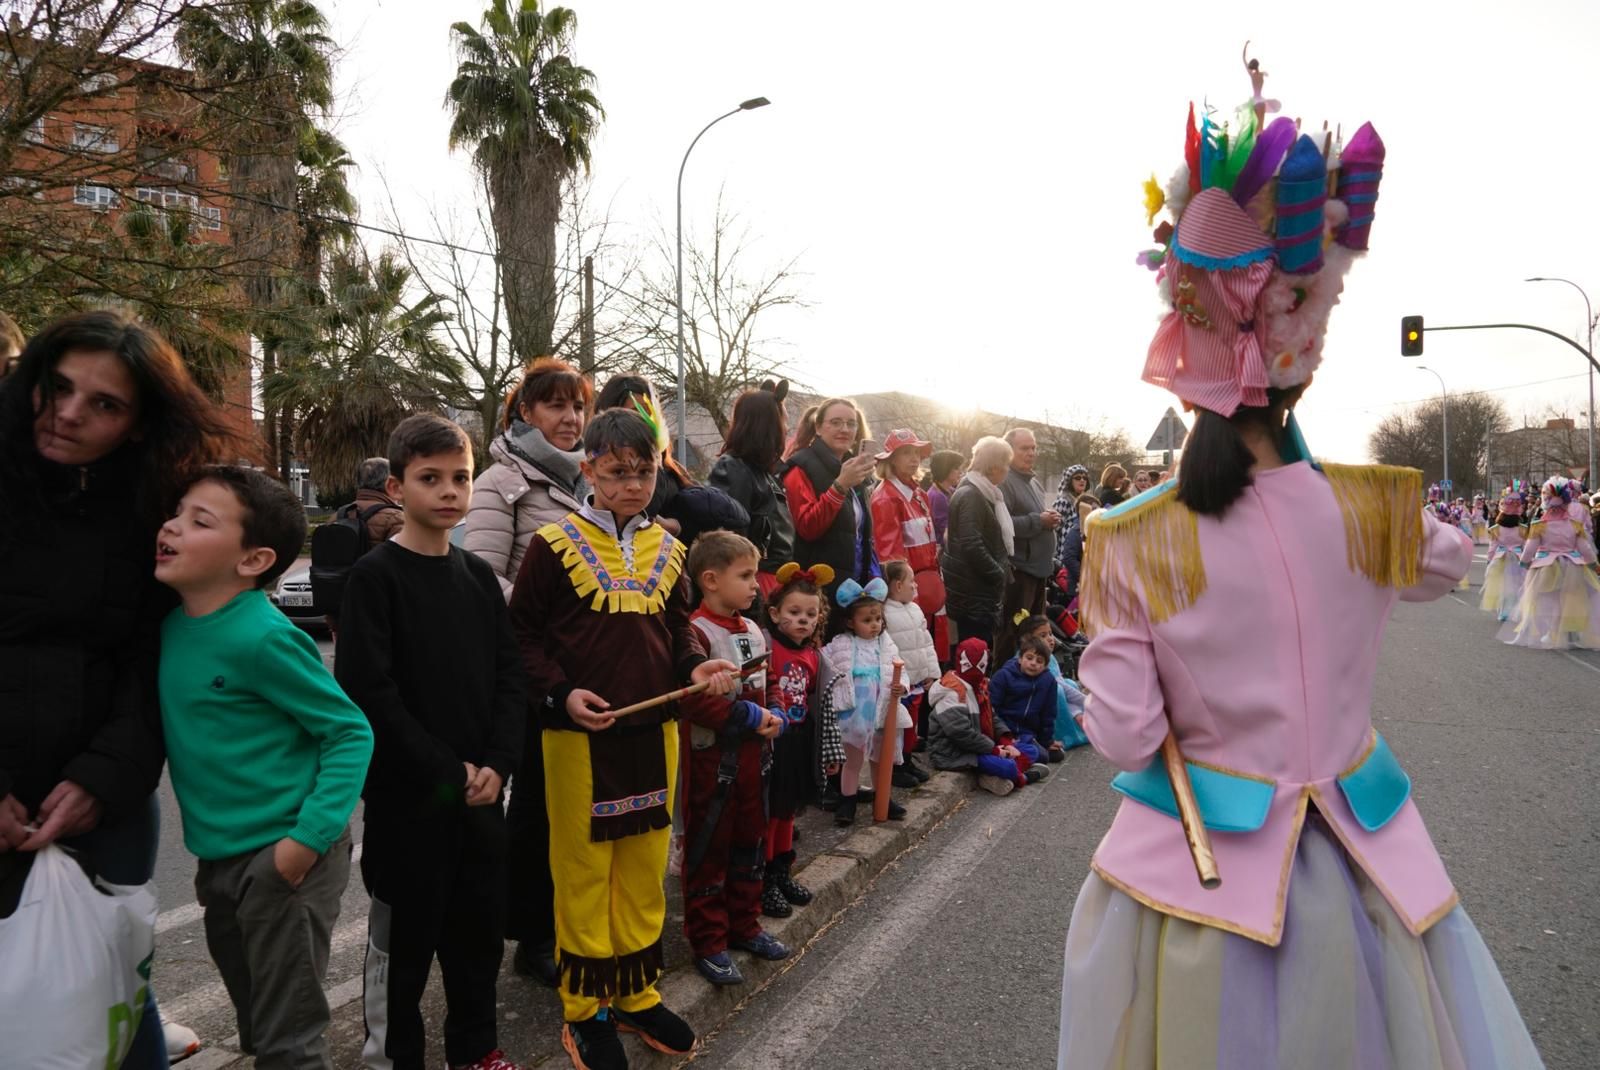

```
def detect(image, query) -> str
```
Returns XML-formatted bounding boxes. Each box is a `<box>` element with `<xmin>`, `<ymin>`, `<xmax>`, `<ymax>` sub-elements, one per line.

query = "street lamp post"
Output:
<box><xmin>1525</xmin><ymin>276</ymin><xmax>1596</xmax><ymax>485</ymax></box>
<box><xmin>1418</xmin><ymin>365</ymin><xmax>1449</xmax><ymax>491</ymax></box>
<box><xmin>675</xmin><ymin>96</ymin><xmax>770</xmax><ymax>450</ymax></box>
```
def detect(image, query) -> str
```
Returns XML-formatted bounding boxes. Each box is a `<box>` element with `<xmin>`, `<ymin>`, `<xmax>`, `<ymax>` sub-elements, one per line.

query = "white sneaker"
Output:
<box><xmin>977</xmin><ymin>773</ymin><xmax>1016</xmax><ymax>796</ymax></box>
<box><xmin>161</xmin><ymin>1013</ymin><xmax>201</xmax><ymax>1063</ymax></box>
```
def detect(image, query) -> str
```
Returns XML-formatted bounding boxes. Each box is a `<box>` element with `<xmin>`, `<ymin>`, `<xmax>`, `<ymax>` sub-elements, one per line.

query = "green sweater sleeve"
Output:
<box><xmin>251</xmin><ymin>626</ymin><xmax>374</xmax><ymax>854</ymax></box>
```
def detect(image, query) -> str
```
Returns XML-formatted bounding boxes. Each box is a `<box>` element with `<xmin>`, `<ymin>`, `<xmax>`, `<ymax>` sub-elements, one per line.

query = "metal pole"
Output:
<box><xmin>1419</xmin><ymin>366</ymin><xmax>1448</xmax><ymax>489</ymax></box>
<box><xmin>676</xmin><ymin>106</ymin><xmax>746</xmax><ymax>449</ymax></box>
<box><xmin>1524</xmin><ymin>277</ymin><xmax>1596</xmax><ymax>484</ymax></box>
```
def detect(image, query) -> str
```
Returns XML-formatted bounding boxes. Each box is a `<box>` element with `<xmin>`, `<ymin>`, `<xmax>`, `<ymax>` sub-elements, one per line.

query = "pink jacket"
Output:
<box><xmin>1519</xmin><ymin>508</ymin><xmax>1597</xmax><ymax>568</ymax></box>
<box><xmin>1080</xmin><ymin>461</ymin><xmax>1472</xmax><ymax>945</ymax></box>
<box><xmin>1487</xmin><ymin>522</ymin><xmax>1526</xmax><ymax>564</ymax></box>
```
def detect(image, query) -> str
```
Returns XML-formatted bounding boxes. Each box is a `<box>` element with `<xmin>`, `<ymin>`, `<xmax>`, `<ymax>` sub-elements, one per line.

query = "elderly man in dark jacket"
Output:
<box><xmin>993</xmin><ymin>429</ymin><xmax>1060</xmax><ymax>663</ymax></box>
<box><xmin>940</xmin><ymin>436</ymin><xmax>1015</xmax><ymax>651</ymax></box>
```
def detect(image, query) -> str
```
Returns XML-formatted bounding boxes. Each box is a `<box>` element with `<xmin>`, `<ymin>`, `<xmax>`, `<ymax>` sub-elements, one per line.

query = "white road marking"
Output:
<box><xmin>155</xmin><ymin>842</ymin><xmax>362</xmax><ymax>935</ymax></box>
<box><xmin>1561</xmin><ymin>650</ymin><xmax>1600</xmax><ymax>677</ymax></box>
<box><xmin>711</xmin><ymin>773</ymin><xmax>1052</xmax><ymax>1068</ymax></box>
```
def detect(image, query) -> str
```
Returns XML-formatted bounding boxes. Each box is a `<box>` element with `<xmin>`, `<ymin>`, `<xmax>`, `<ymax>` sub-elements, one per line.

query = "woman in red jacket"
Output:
<box><xmin>868</xmin><ymin>429</ymin><xmax>948</xmax><ymax>661</ymax></box>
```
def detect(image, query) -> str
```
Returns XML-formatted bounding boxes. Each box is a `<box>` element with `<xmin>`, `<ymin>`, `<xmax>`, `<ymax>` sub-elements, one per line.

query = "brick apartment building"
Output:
<box><xmin>2</xmin><ymin>25</ymin><xmax>257</xmax><ymax>445</ymax></box>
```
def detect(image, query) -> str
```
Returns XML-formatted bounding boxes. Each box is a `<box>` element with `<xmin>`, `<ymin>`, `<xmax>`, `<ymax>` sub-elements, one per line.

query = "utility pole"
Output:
<box><xmin>580</xmin><ymin>255</ymin><xmax>594</xmax><ymax>375</ymax></box>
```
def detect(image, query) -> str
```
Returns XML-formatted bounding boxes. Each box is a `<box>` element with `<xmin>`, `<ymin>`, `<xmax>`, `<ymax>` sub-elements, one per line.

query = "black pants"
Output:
<box><xmin>994</xmin><ymin>572</ymin><xmax>1048</xmax><ymax>664</ymax></box>
<box><xmin>950</xmin><ymin>612</ymin><xmax>996</xmax><ymax>656</ymax></box>
<box><xmin>504</xmin><ymin>725</ymin><xmax>555</xmax><ymax>947</ymax></box>
<box><xmin>360</xmin><ymin>804</ymin><xmax>507</xmax><ymax>1070</ymax></box>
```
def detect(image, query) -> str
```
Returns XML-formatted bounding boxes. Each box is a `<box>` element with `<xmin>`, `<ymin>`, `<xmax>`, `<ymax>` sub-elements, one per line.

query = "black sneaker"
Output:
<box><xmin>694</xmin><ymin>951</ymin><xmax>745</xmax><ymax>986</ymax></box>
<box><xmin>562</xmin><ymin>1012</ymin><xmax>626</xmax><ymax>1070</ymax></box>
<box><xmin>905</xmin><ymin>756</ymin><xmax>932</xmax><ymax>783</ymax></box>
<box><xmin>1024</xmin><ymin>765</ymin><xmax>1050</xmax><ymax>783</ymax></box>
<box><xmin>884</xmin><ymin>797</ymin><xmax>907</xmax><ymax>820</ymax></box>
<box><xmin>513</xmin><ymin>938</ymin><xmax>560</xmax><ymax>989</ymax></box>
<box><xmin>733</xmin><ymin>930</ymin><xmax>791</xmax><ymax>960</ymax></box>
<box><xmin>834</xmin><ymin>793</ymin><xmax>857</xmax><ymax>827</ymax></box>
<box><xmin>761</xmin><ymin>879</ymin><xmax>793</xmax><ymax>918</ymax></box>
<box><xmin>613</xmin><ymin>1002</ymin><xmax>696</xmax><ymax>1056</ymax></box>
<box><xmin>891</xmin><ymin>764</ymin><xmax>921</xmax><ymax>789</ymax></box>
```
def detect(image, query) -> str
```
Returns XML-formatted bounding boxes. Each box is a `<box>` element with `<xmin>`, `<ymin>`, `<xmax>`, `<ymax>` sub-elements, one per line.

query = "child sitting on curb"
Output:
<box><xmin>989</xmin><ymin>635</ymin><xmax>1067</xmax><ymax>765</ymax></box>
<box><xmin>1018</xmin><ymin>615</ymin><xmax>1089</xmax><ymax>750</ymax></box>
<box><xmin>927</xmin><ymin>638</ymin><xmax>1045</xmax><ymax>794</ymax></box>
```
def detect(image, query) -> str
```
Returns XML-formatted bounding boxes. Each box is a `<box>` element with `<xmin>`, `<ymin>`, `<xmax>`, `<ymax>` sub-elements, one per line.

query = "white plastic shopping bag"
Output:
<box><xmin>0</xmin><ymin>844</ymin><xmax>158</xmax><ymax>1069</ymax></box>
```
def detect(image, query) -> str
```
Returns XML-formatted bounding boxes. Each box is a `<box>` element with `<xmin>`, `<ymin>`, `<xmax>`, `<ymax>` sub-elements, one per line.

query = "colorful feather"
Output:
<box><xmin>1215</xmin><ymin>100</ymin><xmax>1258</xmax><ymax>193</ymax></box>
<box><xmin>1184</xmin><ymin>103</ymin><xmax>1201</xmax><ymax>195</ymax></box>
<box><xmin>1231</xmin><ymin>116</ymin><xmax>1296</xmax><ymax>208</ymax></box>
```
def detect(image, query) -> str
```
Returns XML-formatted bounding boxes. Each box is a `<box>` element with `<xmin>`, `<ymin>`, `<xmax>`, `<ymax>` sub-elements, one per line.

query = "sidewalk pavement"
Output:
<box><xmin>185</xmin><ymin>770</ymin><xmax>971</xmax><ymax>1069</ymax></box>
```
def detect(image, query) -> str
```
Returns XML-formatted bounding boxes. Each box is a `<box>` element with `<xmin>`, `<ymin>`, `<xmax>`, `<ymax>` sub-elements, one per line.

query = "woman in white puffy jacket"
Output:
<box><xmin>465</xmin><ymin>357</ymin><xmax>591</xmax><ymax>601</ymax></box>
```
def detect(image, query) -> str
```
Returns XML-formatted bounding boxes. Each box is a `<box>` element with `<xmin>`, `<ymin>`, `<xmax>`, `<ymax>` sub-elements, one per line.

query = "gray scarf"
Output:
<box><xmin>504</xmin><ymin>420</ymin><xmax>587</xmax><ymax>498</ymax></box>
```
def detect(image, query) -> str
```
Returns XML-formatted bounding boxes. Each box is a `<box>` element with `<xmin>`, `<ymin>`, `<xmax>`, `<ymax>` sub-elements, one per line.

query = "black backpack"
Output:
<box><xmin>310</xmin><ymin>502</ymin><xmax>397</xmax><ymax>617</ymax></box>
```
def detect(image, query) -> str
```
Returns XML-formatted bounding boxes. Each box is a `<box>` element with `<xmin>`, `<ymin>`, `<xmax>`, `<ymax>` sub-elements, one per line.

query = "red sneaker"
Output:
<box><xmin>449</xmin><ymin>1050</ymin><xmax>523</xmax><ymax>1070</ymax></box>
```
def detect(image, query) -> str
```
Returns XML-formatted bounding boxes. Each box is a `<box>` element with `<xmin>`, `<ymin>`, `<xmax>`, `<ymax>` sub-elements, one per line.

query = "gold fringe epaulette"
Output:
<box><xmin>538</xmin><ymin>515</ymin><xmax>685</xmax><ymax>615</ymax></box>
<box><xmin>1079</xmin><ymin>484</ymin><xmax>1204</xmax><ymax>633</ymax></box>
<box><xmin>1322</xmin><ymin>463</ymin><xmax>1422</xmax><ymax>589</ymax></box>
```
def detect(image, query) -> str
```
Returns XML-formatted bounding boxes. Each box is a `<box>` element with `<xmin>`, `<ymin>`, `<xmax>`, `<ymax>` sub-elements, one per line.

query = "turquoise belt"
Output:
<box><xmin>1112</xmin><ymin>732</ymin><xmax>1410</xmax><ymax>834</ymax></box>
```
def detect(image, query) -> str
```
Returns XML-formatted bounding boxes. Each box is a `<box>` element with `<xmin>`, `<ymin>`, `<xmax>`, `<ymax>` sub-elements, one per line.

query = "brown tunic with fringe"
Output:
<box><xmin>508</xmin><ymin>510</ymin><xmax>708</xmax><ymax>843</ymax></box>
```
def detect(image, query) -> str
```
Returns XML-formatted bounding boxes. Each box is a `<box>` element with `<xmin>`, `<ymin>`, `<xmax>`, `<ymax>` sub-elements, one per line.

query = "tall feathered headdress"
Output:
<box><xmin>1138</xmin><ymin>48</ymin><xmax>1384</xmax><ymax>418</ymax></box>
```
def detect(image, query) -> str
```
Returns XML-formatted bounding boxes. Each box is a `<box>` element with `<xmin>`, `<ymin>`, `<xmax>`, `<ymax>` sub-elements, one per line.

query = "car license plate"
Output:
<box><xmin>281</xmin><ymin>592</ymin><xmax>313</xmax><ymax>607</ymax></box>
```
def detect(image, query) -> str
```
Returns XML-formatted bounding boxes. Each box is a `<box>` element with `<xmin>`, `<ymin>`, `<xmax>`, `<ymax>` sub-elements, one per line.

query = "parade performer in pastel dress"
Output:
<box><xmin>1058</xmin><ymin>64</ymin><xmax>1544</xmax><ymax>1070</ymax></box>
<box><xmin>1498</xmin><ymin>476</ymin><xmax>1600</xmax><ymax>650</ymax></box>
<box><xmin>1480</xmin><ymin>487</ymin><xmax>1530</xmax><ymax>622</ymax></box>
<box><xmin>1471</xmin><ymin>493</ymin><xmax>1491</xmax><ymax>544</ymax></box>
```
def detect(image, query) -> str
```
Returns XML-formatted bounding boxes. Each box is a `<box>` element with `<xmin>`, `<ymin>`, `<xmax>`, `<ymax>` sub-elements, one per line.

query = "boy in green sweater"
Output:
<box><xmin>155</xmin><ymin>465</ymin><xmax>373</xmax><ymax>1070</ymax></box>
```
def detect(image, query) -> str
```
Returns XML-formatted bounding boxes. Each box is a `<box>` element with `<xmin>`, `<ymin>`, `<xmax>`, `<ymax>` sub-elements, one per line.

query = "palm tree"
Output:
<box><xmin>264</xmin><ymin>247</ymin><xmax>454</xmax><ymax>500</ymax></box>
<box><xmin>447</xmin><ymin>0</ymin><xmax>602</xmax><ymax>362</ymax></box>
<box><xmin>177</xmin><ymin>0</ymin><xmax>337</xmax><ymax>476</ymax></box>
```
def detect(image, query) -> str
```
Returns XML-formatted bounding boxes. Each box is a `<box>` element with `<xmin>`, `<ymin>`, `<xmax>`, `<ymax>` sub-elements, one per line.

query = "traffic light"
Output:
<box><xmin>1401</xmin><ymin>315</ymin><xmax>1424</xmax><ymax>357</ymax></box>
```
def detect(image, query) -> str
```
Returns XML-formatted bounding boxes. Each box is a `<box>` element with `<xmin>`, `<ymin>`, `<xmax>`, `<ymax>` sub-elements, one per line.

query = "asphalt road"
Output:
<box><xmin>143</xmin><ymin>554</ymin><xmax>1599</xmax><ymax>1067</ymax></box>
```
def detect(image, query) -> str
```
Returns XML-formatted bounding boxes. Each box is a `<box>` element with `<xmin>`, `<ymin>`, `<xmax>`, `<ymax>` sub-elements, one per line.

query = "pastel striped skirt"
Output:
<box><xmin>1057</xmin><ymin>819</ymin><xmax>1543</xmax><ymax>1069</ymax></box>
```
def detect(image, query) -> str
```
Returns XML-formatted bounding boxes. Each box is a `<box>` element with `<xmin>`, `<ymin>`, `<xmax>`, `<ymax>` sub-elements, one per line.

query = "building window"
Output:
<box><xmin>74</xmin><ymin>184</ymin><xmax>118</xmax><ymax>208</ymax></box>
<box><xmin>133</xmin><ymin>186</ymin><xmax>221</xmax><ymax>230</ymax></box>
<box><xmin>80</xmin><ymin>72</ymin><xmax>119</xmax><ymax>93</ymax></box>
<box><xmin>72</xmin><ymin>123</ymin><xmax>118</xmax><ymax>153</ymax></box>
<box><xmin>4</xmin><ymin>177</ymin><xmax>44</xmax><ymax>199</ymax></box>
<box><xmin>25</xmin><ymin>116</ymin><xmax>45</xmax><ymax>143</ymax></box>
<box><xmin>198</xmin><ymin>205</ymin><xmax>222</xmax><ymax>230</ymax></box>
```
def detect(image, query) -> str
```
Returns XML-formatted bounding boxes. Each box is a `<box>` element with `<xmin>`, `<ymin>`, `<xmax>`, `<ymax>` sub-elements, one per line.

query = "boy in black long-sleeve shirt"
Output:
<box><xmin>336</xmin><ymin>413</ymin><xmax>526</xmax><ymax>1070</ymax></box>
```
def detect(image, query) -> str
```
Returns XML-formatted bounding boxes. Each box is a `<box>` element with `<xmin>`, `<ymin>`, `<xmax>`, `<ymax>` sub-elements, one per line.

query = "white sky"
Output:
<box><xmin>325</xmin><ymin>0</ymin><xmax>1600</xmax><ymax>461</ymax></box>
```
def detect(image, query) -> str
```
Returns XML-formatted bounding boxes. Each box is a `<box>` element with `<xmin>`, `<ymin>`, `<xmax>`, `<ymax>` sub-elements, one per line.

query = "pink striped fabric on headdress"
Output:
<box><xmin>1142</xmin><ymin>188</ymin><xmax>1276</xmax><ymax>417</ymax></box>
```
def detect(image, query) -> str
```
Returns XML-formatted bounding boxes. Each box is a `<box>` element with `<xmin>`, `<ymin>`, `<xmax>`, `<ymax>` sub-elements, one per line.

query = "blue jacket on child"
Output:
<box><xmin>990</xmin><ymin>656</ymin><xmax>1059</xmax><ymax>743</ymax></box>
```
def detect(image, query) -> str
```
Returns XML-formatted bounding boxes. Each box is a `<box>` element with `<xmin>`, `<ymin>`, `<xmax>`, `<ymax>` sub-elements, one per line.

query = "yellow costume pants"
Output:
<box><xmin>543</xmin><ymin>723</ymin><xmax>677</xmax><ymax>1022</ymax></box>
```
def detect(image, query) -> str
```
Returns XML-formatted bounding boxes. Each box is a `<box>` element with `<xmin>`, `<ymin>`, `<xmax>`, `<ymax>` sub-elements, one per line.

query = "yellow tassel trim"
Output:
<box><xmin>1079</xmin><ymin>486</ymin><xmax>1205</xmax><ymax>634</ymax></box>
<box><xmin>538</xmin><ymin>515</ymin><xmax>685</xmax><ymax>615</ymax></box>
<box><xmin>1322</xmin><ymin>463</ymin><xmax>1423</xmax><ymax>589</ymax></box>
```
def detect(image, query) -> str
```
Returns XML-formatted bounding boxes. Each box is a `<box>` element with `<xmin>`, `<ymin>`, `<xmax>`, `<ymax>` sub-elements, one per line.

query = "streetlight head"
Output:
<box><xmin>739</xmin><ymin>97</ymin><xmax>771</xmax><ymax>110</ymax></box>
<box><xmin>1525</xmin><ymin>277</ymin><xmax>1547</xmax><ymax>283</ymax></box>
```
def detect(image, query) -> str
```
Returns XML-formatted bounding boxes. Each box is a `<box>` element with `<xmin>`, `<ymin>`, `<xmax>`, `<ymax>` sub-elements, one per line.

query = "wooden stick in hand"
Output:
<box><xmin>608</xmin><ymin>654</ymin><xmax>771</xmax><ymax>719</ymax></box>
<box><xmin>1162</xmin><ymin>732</ymin><xmax>1221</xmax><ymax>889</ymax></box>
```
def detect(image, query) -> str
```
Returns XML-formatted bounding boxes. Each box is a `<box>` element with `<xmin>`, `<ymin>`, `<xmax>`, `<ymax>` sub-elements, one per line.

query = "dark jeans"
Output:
<box><xmin>949</xmin><ymin>612</ymin><xmax>996</xmax><ymax>656</ymax></box>
<box><xmin>994</xmin><ymin>572</ymin><xmax>1048</xmax><ymax>665</ymax></box>
<box><xmin>504</xmin><ymin>726</ymin><xmax>555</xmax><ymax>949</ymax></box>
<box><xmin>196</xmin><ymin>828</ymin><xmax>353</xmax><ymax>1069</ymax></box>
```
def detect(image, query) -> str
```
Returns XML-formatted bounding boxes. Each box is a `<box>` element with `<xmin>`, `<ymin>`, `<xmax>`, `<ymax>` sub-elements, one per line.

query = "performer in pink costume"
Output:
<box><xmin>1480</xmin><ymin>487</ymin><xmax>1531</xmax><ymax>622</ymax></box>
<box><xmin>1498</xmin><ymin>476</ymin><xmax>1600</xmax><ymax>649</ymax></box>
<box><xmin>1059</xmin><ymin>61</ymin><xmax>1544</xmax><ymax>1070</ymax></box>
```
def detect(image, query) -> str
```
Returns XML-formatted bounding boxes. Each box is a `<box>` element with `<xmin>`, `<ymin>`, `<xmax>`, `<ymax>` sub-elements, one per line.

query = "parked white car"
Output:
<box><xmin>268</xmin><ymin>520</ymin><xmax>466</xmax><ymax>631</ymax></box>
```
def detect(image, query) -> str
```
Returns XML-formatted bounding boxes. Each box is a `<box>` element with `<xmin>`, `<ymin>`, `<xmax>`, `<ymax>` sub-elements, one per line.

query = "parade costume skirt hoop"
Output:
<box><xmin>1057</xmin><ymin>817</ymin><xmax>1544</xmax><ymax>1070</ymax></box>
<box><xmin>1496</xmin><ymin>559</ymin><xmax>1600</xmax><ymax>650</ymax></box>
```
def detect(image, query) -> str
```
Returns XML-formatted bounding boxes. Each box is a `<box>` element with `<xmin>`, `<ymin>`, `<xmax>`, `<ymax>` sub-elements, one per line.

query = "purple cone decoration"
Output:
<box><xmin>1335</xmin><ymin>122</ymin><xmax>1385</xmax><ymax>250</ymax></box>
<box><xmin>1230</xmin><ymin>117</ymin><xmax>1297</xmax><ymax>208</ymax></box>
<box><xmin>1274</xmin><ymin>135</ymin><xmax>1327</xmax><ymax>275</ymax></box>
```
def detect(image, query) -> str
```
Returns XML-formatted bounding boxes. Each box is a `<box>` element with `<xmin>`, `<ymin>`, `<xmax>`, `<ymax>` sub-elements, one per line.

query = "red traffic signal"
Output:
<box><xmin>1401</xmin><ymin>315</ymin><xmax>1424</xmax><ymax>357</ymax></box>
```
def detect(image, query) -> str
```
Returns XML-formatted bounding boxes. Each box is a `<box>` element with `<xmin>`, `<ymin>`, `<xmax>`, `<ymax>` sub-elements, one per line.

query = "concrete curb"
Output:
<box><xmin>175</xmin><ymin>772</ymin><xmax>971</xmax><ymax>1069</ymax></box>
<box><xmin>632</xmin><ymin>771</ymin><xmax>969</xmax><ymax>1067</ymax></box>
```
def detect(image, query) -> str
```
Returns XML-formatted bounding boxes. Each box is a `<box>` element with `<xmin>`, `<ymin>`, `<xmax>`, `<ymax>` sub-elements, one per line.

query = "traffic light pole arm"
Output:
<box><xmin>1423</xmin><ymin>323</ymin><xmax>1600</xmax><ymax>375</ymax></box>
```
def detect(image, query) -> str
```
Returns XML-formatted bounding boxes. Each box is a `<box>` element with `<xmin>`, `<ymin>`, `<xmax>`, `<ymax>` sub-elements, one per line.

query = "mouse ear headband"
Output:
<box><xmin>774</xmin><ymin>561</ymin><xmax>836</xmax><ymax>588</ymax></box>
<box><xmin>759</xmin><ymin>378</ymin><xmax>791</xmax><ymax>404</ymax></box>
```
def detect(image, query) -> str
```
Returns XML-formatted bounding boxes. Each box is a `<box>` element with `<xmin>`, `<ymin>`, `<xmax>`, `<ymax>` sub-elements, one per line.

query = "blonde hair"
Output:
<box><xmin>970</xmin><ymin>435</ymin><xmax>1013</xmax><ymax>474</ymax></box>
<box><xmin>1099</xmin><ymin>463</ymin><xmax>1127</xmax><ymax>487</ymax></box>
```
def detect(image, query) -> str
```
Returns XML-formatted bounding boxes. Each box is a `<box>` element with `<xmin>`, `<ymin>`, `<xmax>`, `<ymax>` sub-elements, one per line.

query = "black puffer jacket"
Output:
<box><xmin>940</xmin><ymin>482</ymin><xmax>1011</xmax><ymax>626</ymax></box>
<box><xmin>0</xmin><ymin>449</ymin><xmax>169</xmax><ymax>814</ymax></box>
<box><xmin>707</xmin><ymin>454</ymin><xmax>795</xmax><ymax>573</ymax></box>
<box><xmin>648</xmin><ymin>467</ymin><xmax>749</xmax><ymax>549</ymax></box>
